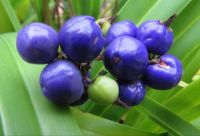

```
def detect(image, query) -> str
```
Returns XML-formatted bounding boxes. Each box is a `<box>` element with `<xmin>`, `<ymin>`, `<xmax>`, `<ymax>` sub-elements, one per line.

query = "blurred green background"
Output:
<box><xmin>0</xmin><ymin>0</ymin><xmax>200</xmax><ymax>135</ymax></box>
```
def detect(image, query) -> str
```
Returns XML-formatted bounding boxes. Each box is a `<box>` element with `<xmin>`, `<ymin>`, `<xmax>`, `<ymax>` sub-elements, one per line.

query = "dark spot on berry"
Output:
<box><xmin>114</xmin><ymin>56</ymin><xmax>121</xmax><ymax>64</ymax></box>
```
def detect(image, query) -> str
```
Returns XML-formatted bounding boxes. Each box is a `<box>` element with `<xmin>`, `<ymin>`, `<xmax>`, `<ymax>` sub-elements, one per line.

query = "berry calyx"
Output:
<box><xmin>88</xmin><ymin>76</ymin><xmax>119</xmax><ymax>105</ymax></box>
<box><xmin>118</xmin><ymin>80</ymin><xmax>146</xmax><ymax>106</ymax></box>
<box><xmin>17</xmin><ymin>23</ymin><xmax>59</xmax><ymax>64</ymax></box>
<box><xmin>144</xmin><ymin>54</ymin><xmax>183</xmax><ymax>90</ymax></box>
<box><xmin>163</xmin><ymin>14</ymin><xmax>176</xmax><ymax>27</ymax></box>
<box><xmin>103</xmin><ymin>36</ymin><xmax>148</xmax><ymax>82</ymax></box>
<box><xmin>59</xmin><ymin>16</ymin><xmax>104</xmax><ymax>63</ymax></box>
<box><xmin>40</xmin><ymin>60</ymin><xmax>84</xmax><ymax>105</ymax></box>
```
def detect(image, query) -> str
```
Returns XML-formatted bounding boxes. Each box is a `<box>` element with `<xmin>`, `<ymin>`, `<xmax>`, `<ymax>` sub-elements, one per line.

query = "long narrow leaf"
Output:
<box><xmin>0</xmin><ymin>0</ymin><xmax>21</xmax><ymax>32</ymax></box>
<box><xmin>137</xmin><ymin>96</ymin><xmax>200</xmax><ymax>136</ymax></box>
<box><xmin>73</xmin><ymin>109</ymin><xmax>159</xmax><ymax>136</ymax></box>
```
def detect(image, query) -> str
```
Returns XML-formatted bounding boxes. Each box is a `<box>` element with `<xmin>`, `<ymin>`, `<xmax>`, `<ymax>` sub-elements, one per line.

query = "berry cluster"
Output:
<box><xmin>16</xmin><ymin>15</ymin><xmax>183</xmax><ymax>107</ymax></box>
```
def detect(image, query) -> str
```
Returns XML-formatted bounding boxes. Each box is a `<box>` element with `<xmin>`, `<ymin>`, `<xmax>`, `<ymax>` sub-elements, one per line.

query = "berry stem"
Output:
<box><xmin>66</xmin><ymin>0</ymin><xmax>75</xmax><ymax>17</ymax></box>
<box><xmin>95</xmin><ymin>55</ymin><xmax>104</xmax><ymax>61</ymax></box>
<box><xmin>107</xmin><ymin>14</ymin><xmax>117</xmax><ymax>24</ymax></box>
<box><xmin>164</xmin><ymin>14</ymin><xmax>176</xmax><ymax>27</ymax></box>
<box><xmin>114</xmin><ymin>99</ymin><xmax>130</xmax><ymax>109</ymax></box>
<box><xmin>99</xmin><ymin>0</ymin><xmax>117</xmax><ymax>19</ymax></box>
<box><xmin>80</xmin><ymin>63</ymin><xmax>92</xmax><ymax>91</ymax></box>
<box><xmin>42</xmin><ymin>0</ymin><xmax>50</xmax><ymax>24</ymax></box>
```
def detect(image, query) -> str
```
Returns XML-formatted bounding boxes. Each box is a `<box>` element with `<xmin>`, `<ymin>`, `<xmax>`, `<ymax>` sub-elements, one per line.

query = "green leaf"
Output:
<box><xmin>165</xmin><ymin>78</ymin><xmax>200</xmax><ymax>120</ymax></box>
<box><xmin>0</xmin><ymin>0</ymin><xmax>21</xmax><ymax>33</ymax></box>
<box><xmin>192</xmin><ymin>69</ymin><xmax>200</xmax><ymax>81</ymax></box>
<box><xmin>118</xmin><ymin>0</ymin><xmax>191</xmax><ymax>25</ymax></box>
<box><xmin>99</xmin><ymin>105</ymin><xmax>127</xmax><ymax>121</ymax></box>
<box><xmin>89</xmin><ymin>0</ymin><xmax>102</xmax><ymax>18</ymax></box>
<box><xmin>70</xmin><ymin>0</ymin><xmax>82</xmax><ymax>15</ymax></box>
<box><xmin>170</xmin><ymin>0</ymin><xmax>200</xmax><ymax>59</ymax></box>
<box><xmin>117</xmin><ymin>0</ymin><xmax>128</xmax><ymax>11</ymax></box>
<box><xmin>70</xmin><ymin>0</ymin><xmax>102</xmax><ymax>18</ymax></box>
<box><xmin>31</xmin><ymin>0</ymin><xmax>43</xmax><ymax>22</ymax></box>
<box><xmin>81</xmin><ymin>129</ymin><xmax>105</xmax><ymax>136</ymax></box>
<box><xmin>0</xmin><ymin>33</ymin><xmax>81</xmax><ymax>135</ymax></box>
<box><xmin>118</xmin><ymin>0</ymin><xmax>157</xmax><ymax>23</ymax></box>
<box><xmin>137</xmin><ymin>96</ymin><xmax>200</xmax><ymax>136</ymax></box>
<box><xmin>0</xmin><ymin>115</ymin><xmax>4</xmax><ymax>135</ymax></box>
<box><xmin>9</xmin><ymin>0</ymin><xmax>31</xmax><ymax>22</ymax></box>
<box><xmin>73</xmin><ymin>109</ymin><xmax>159</xmax><ymax>136</ymax></box>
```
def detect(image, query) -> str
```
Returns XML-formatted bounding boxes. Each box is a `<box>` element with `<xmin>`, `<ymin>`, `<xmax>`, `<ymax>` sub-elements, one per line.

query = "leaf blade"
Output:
<box><xmin>137</xmin><ymin>96</ymin><xmax>200</xmax><ymax>136</ymax></box>
<box><xmin>0</xmin><ymin>0</ymin><xmax>21</xmax><ymax>32</ymax></box>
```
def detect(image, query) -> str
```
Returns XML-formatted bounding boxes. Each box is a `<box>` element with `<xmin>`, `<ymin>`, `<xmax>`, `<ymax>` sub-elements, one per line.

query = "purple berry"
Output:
<box><xmin>103</xmin><ymin>36</ymin><xmax>148</xmax><ymax>82</ymax></box>
<box><xmin>144</xmin><ymin>54</ymin><xmax>183</xmax><ymax>90</ymax></box>
<box><xmin>105</xmin><ymin>20</ymin><xmax>137</xmax><ymax>46</ymax></box>
<box><xmin>136</xmin><ymin>20</ymin><xmax>173</xmax><ymax>55</ymax></box>
<box><xmin>17</xmin><ymin>23</ymin><xmax>59</xmax><ymax>64</ymax></box>
<box><xmin>119</xmin><ymin>80</ymin><xmax>146</xmax><ymax>106</ymax></box>
<box><xmin>40</xmin><ymin>60</ymin><xmax>84</xmax><ymax>105</ymax></box>
<box><xmin>59</xmin><ymin>16</ymin><xmax>104</xmax><ymax>63</ymax></box>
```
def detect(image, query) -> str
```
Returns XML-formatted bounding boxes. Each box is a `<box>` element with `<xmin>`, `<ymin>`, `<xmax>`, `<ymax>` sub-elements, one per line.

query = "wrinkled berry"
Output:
<box><xmin>144</xmin><ymin>54</ymin><xmax>183</xmax><ymax>90</ymax></box>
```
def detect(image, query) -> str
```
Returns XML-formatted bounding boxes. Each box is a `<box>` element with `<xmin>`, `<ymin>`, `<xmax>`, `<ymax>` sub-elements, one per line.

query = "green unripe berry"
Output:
<box><xmin>88</xmin><ymin>76</ymin><xmax>119</xmax><ymax>105</ymax></box>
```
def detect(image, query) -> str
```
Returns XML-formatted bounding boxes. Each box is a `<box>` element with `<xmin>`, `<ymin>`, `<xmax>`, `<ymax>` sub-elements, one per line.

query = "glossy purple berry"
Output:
<box><xmin>17</xmin><ymin>23</ymin><xmax>59</xmax><ymax>64</ymax></box>
<box><xmin>59</xmin><ymin>16</ymin><xmax>104</xmax><ymax>63</ymax></box>
<box><xmin>103</xmin><ymin>36</ymin><xmax>148</xmax><ymax>82</ymax></box>
<box><xmin>105</xmin><ymin>20</ymin><xmax>137</xmax><ymax>46</ymax></box>
<box><xmin>144</xmin><ymin>54</ymin><xmax>183</xmax><ymax>90</ymax></box>
<box><xmin>40</xmin><ymin>60</ymin><xmax>84</xmax><ymax>105</ymax></box>
<box><xmin>136</xmin><ymin>20</ymin><xmax>173</xmax><ymax>55</ymax></box>
<box><xmin>119</xmin><ymin>81</ymin><xmax>146</xmax><ymax>106</ymax></box>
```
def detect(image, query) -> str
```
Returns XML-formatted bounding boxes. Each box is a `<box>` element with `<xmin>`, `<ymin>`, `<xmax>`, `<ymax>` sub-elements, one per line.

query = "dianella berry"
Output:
<box><xmin>144</xmin><ymin>54</ymin><xmax>183</xmax><ymax>90</ymax></box>
<box><xmin>103</xmin><ymin>36</ymin><xmax>148</xmax><ymax>82</ymax></box>
<box><xmin>136</xmin><ymin>20</ymin><xmax>173</xmax><ymax>55</ymax></box>
<box><xmin>17</xmin><ymin>23</ymin><xmax>59</xmax><ymax>64</ymax></box>
<box><xmin>118</xmin><ymin>80</ymin><xmax>146</xmax><ymax>106</ymax></box>
<box><xmin>105</xmin><ymin>20</ymin><xmax>137</xmax><ymax>47</ymax></box>
<box><xmin>40</xmin><ymin>60</ymin><xmax>84</xmax><ymax>105</ymax></box>
<box><xmin>59</xmin><ymin>16</ymin><xmax>104</xmax><ymax>63</ymax></box>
